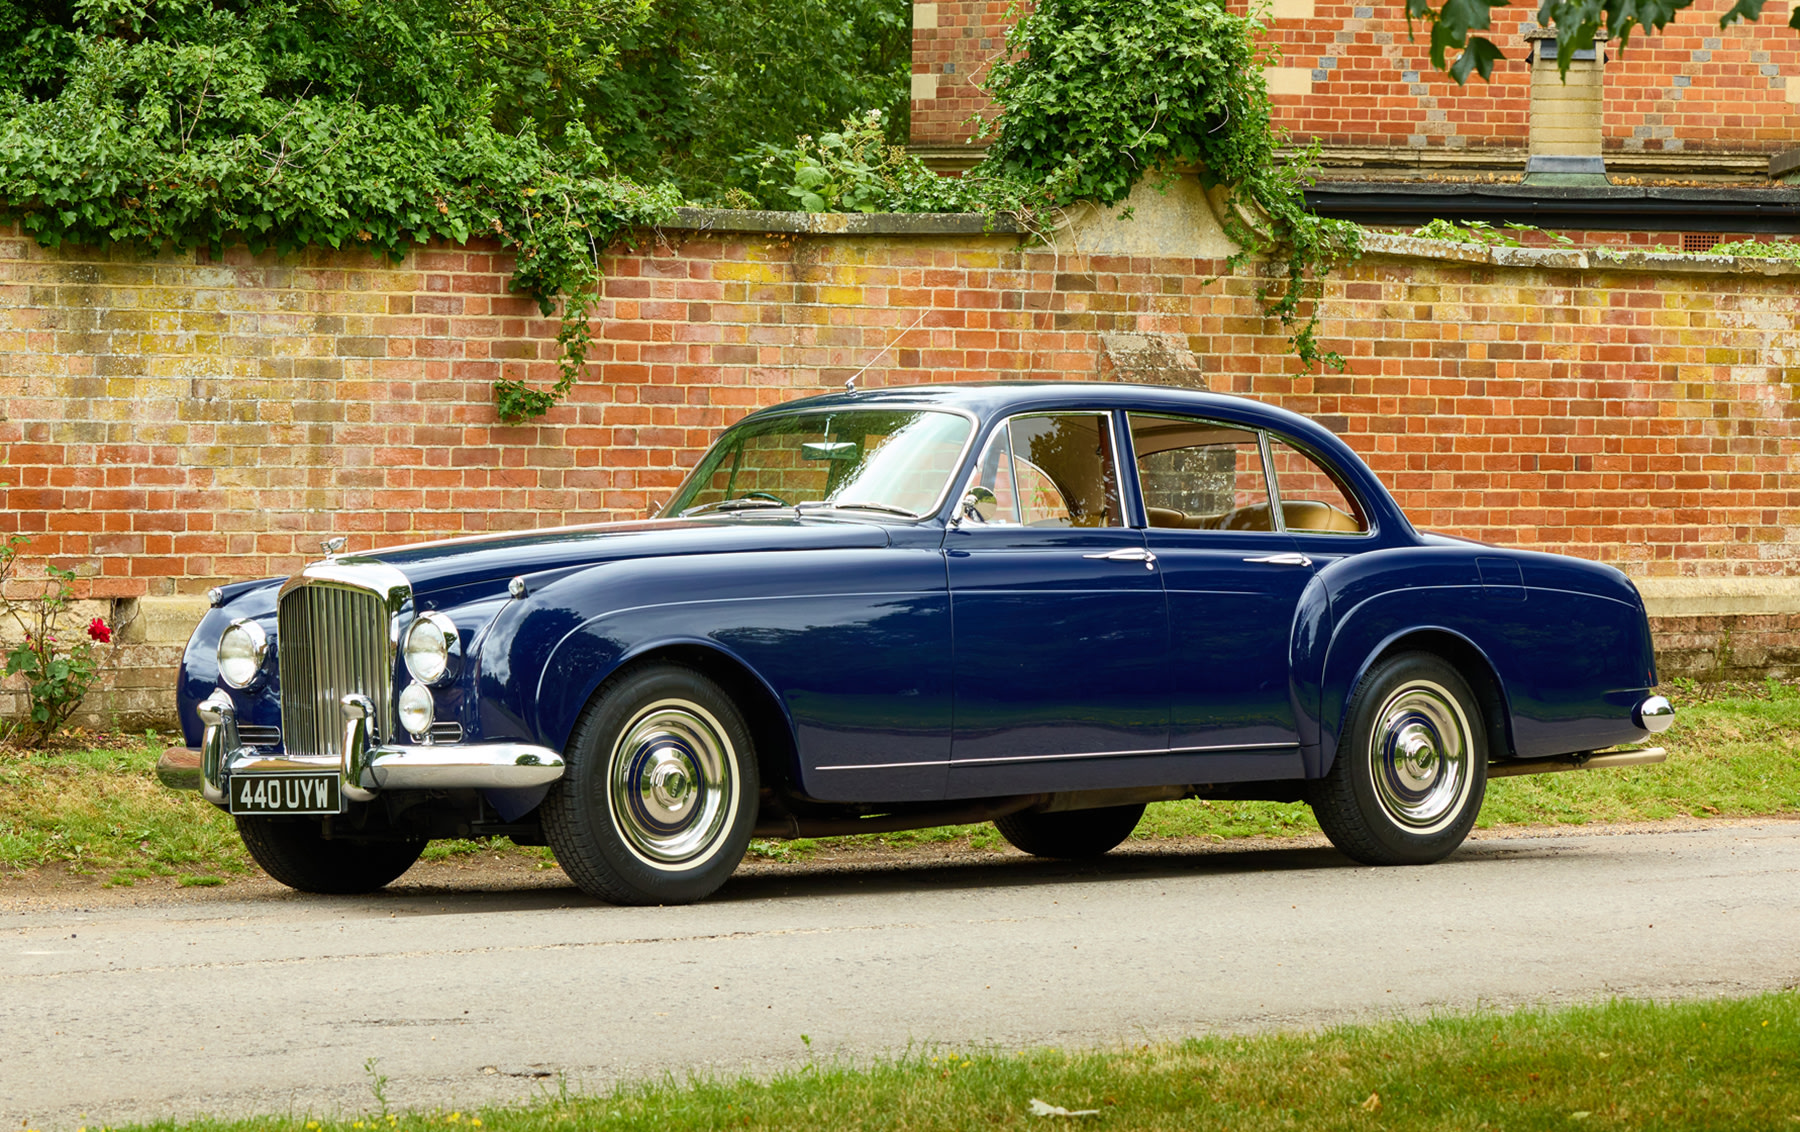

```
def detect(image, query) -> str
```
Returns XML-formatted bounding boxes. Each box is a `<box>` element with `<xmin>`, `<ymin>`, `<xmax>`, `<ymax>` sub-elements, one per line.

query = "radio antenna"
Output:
<box><xmin>845</xmin><ymin>309</ymin><xmax>930</xmax><ymax>392</ymax></box>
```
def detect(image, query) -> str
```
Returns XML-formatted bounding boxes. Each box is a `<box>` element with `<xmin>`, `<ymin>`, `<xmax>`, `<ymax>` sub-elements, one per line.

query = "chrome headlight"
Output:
<box><xmin>216</xmin><ymin>619</ymin><xmax>269</xmax><ymax>689</ymax></box>
<box><xmin>398</xmin><ymin>681</ymin><xmax>435</xmax><ymax>741</ymax></box>
<box><xmin>403</xmin><ymin>612</ymin><xmax>459</xmax><ymax>685</ymax></box>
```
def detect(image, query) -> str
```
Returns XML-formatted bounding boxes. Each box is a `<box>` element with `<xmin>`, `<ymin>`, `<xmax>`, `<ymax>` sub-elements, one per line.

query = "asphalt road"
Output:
<box><xmin>6</xmin><ymin>822</ymin><xmax>1799</xmax><ymax>1130</ymax></box>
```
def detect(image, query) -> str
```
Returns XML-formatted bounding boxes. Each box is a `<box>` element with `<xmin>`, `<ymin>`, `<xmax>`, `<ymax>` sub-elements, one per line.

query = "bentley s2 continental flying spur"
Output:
<box><xmin>158</xmin><ymin>384</ymin><xmax>1673</xmax><ymax>904</ymax></box>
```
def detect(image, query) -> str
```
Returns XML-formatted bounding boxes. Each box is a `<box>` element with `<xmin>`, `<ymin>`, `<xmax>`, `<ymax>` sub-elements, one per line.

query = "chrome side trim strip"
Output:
<box><xmin>948</xmin><ymin>741</ymin><xmax>1298</xmax><ymax>768</ymax></box>
<box><xmin>816</xmin><ymin>741</ymin><xmax>1300</xmax><ymax>772</ymax></box>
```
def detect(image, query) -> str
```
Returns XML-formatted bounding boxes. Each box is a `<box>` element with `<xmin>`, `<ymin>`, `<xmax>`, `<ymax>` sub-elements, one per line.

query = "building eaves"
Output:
<box><xmin>1305</xmin><ymin>182</ymin><xmax>1800</xmax><ymax>232</ymax></box>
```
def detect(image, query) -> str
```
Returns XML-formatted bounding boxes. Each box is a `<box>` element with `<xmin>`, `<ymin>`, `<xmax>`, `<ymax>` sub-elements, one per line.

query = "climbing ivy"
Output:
<box><xmin>972</xmin><ymin>0</ymin><xmax>1361</xmax><ymax>371</ymax></box>
<box><xmin>1</xmin><ymin>0</ymin><xmax>1360</xmax><ymax>416</ymax></box>
<box><xmin>0</xmin><ymin>0</ymin><xmax>679</xmax><ymax>422</ymax></box>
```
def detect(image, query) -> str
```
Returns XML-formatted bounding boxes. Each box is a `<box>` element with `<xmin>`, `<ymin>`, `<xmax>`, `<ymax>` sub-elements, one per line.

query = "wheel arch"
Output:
<box><xmin>570</xmin><ymin>639</ymin><xmax>803</xmax><ymax>800</ymax></box>
<box><xmin>1324</xmin><ymin>626</ymin><xmax>1514</xmax><ymax>776</ymax></box>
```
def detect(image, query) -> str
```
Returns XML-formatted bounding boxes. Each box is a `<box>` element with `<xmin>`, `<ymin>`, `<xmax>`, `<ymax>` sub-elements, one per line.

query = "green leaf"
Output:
<box><xmin>1449</xmin><ymin>36</ymin><xmax>1507</xmax><ymax>82</ymax></box>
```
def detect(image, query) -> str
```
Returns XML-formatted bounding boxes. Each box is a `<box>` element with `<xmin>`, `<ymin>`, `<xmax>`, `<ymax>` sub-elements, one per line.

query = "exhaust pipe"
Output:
<box><xmin>1488</xmin><ymin>747</ymin><xmax>1667</xmax><ymax>779</ymax></box>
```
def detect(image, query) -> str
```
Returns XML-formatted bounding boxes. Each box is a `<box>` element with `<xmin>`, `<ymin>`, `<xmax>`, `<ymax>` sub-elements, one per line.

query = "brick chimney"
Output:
<box><xmin>1524</xmin><ymin>28</ymin><xmax>1608</xmax><ymax>184</ymax></box>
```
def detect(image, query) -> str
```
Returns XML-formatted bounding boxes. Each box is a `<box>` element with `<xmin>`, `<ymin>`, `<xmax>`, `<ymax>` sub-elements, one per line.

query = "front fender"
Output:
<box><xmin>473</xmin><ymin>547</ymin><xmax>954</xmax><ymax>802</ymax></box>
<box><xmin>176</xmin><ymin>580</ymin><xmax>282</xmax><ymax>747</ymax></box>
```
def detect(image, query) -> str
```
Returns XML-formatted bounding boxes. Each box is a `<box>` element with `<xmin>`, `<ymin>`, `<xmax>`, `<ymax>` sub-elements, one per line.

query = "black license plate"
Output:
<box><xmin>229</xmin><ymin>773</ymin><xmax>343</xmax><ymax>815</ymax></box>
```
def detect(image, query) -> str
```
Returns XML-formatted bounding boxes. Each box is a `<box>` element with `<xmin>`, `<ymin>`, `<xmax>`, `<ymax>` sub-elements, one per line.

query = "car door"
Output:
<box><xmin>944</xmin><ymin>411</ymin><xmax>1170</xmax><ymax>796</ymax></box>
<box><xmin>1126</xmin><ymin>413</ymin><xmax>1316</xmax><ymax>782</ymax></box>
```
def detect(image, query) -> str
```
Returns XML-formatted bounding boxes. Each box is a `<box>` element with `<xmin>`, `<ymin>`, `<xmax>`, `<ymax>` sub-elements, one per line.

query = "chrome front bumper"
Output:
<box><xmin>156</xmin><ymin>690</ymin><xmax>564</xmax><ymax>804</ymax></box>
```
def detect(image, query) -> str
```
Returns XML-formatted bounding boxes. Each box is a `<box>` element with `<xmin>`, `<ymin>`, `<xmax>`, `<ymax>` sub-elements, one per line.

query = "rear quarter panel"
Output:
<box><xmin>1314</xmin><ymin>546</ymin><xmax>1657</xmax><ymax>768</ymax></box>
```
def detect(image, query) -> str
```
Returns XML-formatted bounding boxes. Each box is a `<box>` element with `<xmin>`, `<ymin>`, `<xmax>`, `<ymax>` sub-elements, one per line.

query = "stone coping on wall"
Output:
<box><xmin>667</xmin><ymin>207</ymin><xmax>1021</xmax><ymax>237</ymax></box>
<box><xmin>655</xmin><ymin>208</ymin><xmax>1800</xmax><ymax>278</ymax></box>
<box><xmin>1356</xmin><ymin>230</ymin><xmax>1800</xmax><ymax>275</ymax></box>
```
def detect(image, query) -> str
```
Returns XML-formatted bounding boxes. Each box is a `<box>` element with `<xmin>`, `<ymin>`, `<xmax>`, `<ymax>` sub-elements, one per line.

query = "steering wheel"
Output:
<box><xmin>739</xmin><ymin>491</ymin><xmax>790</xmax><ymax>506</ymax></box>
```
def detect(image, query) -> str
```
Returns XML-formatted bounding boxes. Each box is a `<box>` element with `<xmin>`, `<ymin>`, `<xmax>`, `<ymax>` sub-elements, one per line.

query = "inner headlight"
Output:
<box><xmin>403</xmin><ymin>612</ymin><xmax>458</xmax><ymax>685</ymax></box>
<box><xmin>398</xmin><ymin>681</ymin><xmax>435</xmax><ymax>740</ymax></box>
<box><xmin>216</xmin><ymin>619</ymin><xmax>269</xmax><ymax>689</ymax></box>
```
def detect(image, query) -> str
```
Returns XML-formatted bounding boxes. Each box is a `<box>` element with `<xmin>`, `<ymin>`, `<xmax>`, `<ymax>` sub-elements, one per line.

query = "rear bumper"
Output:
<box><xmin>157</xmin><ymin>690</ymin><xmax>564</xmax><ymax>804</ymax></box>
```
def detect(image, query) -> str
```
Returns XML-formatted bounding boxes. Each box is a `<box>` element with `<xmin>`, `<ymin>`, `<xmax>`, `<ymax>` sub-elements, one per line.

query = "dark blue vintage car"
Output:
<box><xmin>158</xmin><ymin>383</ymin><xmax>1672</xmax><ymax>904</ymax></box>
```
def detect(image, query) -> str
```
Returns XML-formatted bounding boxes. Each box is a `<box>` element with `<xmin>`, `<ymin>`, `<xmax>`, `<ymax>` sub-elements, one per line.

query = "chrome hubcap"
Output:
<box><xmin>1368</xmin><ymin>681</ymin><xmax>1474</xmax><ymax>834</ymax></box>
<box><xmin>608</xmin><ymin>700</ymin><xmax>736</xmax><ymax>869</ymax></box>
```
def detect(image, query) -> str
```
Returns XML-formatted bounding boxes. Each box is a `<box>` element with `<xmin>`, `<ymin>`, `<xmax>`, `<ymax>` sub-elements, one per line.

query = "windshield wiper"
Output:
<box><xmin>680</xmin><ymin>498</ymin><xmax>788</xmax><ymax>517</ymax></box>
<box><xmin>797</xmin><ymin>500</ymin><xmax>921</xmax><ymax>518</ymax></box>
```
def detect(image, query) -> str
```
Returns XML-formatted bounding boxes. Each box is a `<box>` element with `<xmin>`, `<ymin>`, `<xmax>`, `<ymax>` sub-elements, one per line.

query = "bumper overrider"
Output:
<box><xmin>156</xmin><ymin>689</ymin><xmax>564</xmax><ymax>806</ymax></box>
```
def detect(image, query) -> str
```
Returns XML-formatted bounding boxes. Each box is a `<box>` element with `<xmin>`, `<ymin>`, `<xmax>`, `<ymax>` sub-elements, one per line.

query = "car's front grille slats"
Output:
<box><xmin>278</xmin><ymin>582</ymin><xmax>393</xmax><ymax>757</ymax></box>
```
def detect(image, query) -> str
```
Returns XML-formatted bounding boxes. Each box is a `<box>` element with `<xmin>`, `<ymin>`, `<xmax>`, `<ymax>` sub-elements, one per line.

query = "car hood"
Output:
<box><xmin>357</xmin><ymin>516</ymin><xmax>894</xmax><ymax>593</ymax></box>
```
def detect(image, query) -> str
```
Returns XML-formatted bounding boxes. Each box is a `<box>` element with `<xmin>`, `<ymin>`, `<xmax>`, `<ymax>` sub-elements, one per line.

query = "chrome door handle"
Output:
<box><xmin>1083</xmin><ymin>547</ymin><xmax>1157</xmax><ymax>569</ymax></box>
<box><xmin>1244</xmin><ymin>552</ymin><xmax>1313</xmax><ymax>567</ymax></box>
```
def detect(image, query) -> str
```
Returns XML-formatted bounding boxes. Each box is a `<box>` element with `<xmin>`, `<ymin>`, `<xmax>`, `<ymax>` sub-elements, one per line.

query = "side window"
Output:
<box><xmin>1268</xmin><ymin>438</ymin><xmax>1368</xmax><ymax>535</ymax></box>
<box><xmin>1127</xmin><ymin>414</ymin><xmax>1275</xmax><ymax>531</ymax></box>
<box><xmin>966</xmin><ymin>413</ymin><xmax>1123</xmax><ymax>528</ymax></box>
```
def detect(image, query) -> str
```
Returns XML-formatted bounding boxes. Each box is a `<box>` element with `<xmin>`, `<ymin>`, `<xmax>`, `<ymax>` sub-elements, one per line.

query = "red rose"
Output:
<box><xmin>87</xmin><ymin>617</ymin><xmax>111</xmax><ymax>644</ymax></box>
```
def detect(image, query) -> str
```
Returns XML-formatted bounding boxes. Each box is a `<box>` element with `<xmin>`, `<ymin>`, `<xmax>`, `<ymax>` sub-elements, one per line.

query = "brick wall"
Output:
<box><xmin>909</xmin><ymin>0</ymin><xmax>1800</xmax><ymax>164</ymax></box>
<box><xmin>4</xmin><ymin>209</ymin><xmax>1798</xmax><ymax>726</ymax></box>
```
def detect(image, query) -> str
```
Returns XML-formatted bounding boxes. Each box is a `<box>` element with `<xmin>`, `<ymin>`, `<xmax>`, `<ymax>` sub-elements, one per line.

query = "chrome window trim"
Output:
<box><xmin>1123</xmin><ymin>411</ymin><xmax>1377</xmax><ymax>540</ymax></box>
<box><xmin>1264</xmin><ymin>432</ymin><xmax>1379</xmax><ymax>540</ymax></box>
<box><xmin>947</xmin><ymin>409</ymin><xmax>1131</xmax><ymax>531</ymax></box>
<box><xmin>1256</xmin><ymin>430</ymin><xmax>1286</xmax><ymax>534</ymax></box>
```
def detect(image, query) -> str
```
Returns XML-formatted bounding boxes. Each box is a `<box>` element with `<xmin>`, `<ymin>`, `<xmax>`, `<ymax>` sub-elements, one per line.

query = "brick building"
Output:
<box><xmin>909</xmin><ymin>0</ymin><xmax>1800</xmax><ymax>241</ymax></box>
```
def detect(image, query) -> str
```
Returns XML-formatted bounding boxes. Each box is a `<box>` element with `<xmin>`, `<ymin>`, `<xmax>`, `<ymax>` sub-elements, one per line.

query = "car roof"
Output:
<box><xmin>761</xmin><ymin>382</ymin><xmax>1315</xmax><ymax>435</ymax></box>
<box><xmin>748</xmin><ymin>382</ymin><xmax>1412</xmax><ymax>538</ymax></box>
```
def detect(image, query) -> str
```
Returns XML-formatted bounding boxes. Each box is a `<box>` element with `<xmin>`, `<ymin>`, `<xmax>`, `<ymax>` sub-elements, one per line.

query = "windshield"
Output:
<box><xmin>667</xmin><ymin>409</ymin><xmax>974</xmax><ymax>519</ymax></box>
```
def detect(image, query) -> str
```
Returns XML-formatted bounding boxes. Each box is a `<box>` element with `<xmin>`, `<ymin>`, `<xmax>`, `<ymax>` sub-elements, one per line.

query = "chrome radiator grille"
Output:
<box><xmin>278</xmin><ymin>583</ymin><xmax>394</xmax><ymax>757</ymax></box>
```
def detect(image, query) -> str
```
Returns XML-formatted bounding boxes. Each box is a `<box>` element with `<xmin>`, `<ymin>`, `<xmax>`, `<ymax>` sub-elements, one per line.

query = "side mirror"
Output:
<box><xmin>950</xmin><ymin>485</ymin><xmax>997</xmax><ymax>529</ymax></box>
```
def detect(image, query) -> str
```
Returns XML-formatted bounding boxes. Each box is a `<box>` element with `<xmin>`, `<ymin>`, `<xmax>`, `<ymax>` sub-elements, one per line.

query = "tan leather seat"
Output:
<box><xmin>1283</xmin><ymin>500</ymin><xmax>1362</xmax><ymax>533</ymax></box>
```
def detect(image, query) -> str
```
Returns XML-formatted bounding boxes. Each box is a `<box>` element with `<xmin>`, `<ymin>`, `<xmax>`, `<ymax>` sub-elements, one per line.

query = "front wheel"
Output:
<box><xmin>541</xmin><ymin>664</ymin><xmax>758</xmax><ymax>905</ymax></box>
<box><xmin>994</xmin><ymin>803</ymin><xmax>1145</xmax><ymax>859</ymax></box>
<box><xmin>236</xmin><ymin>817</ymin><xmax>425</xmax><ymax>894</ymax></box>
<box><xmin>1309</xmin><ymin>652</ymin><xmax>1487</xmax><ymax>866</ymax></box>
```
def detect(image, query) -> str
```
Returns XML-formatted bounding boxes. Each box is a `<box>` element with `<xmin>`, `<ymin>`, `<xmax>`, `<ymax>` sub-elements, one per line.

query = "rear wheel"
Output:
<box><xmin>1309</xmin><ymin>651</ymin><xmax>1487</xmax><ymax>865</ymax></box>
<box><xmin>236</xmin><ymin>817</ymin><xmax>425</xmax><ymax>894</ymax></box>
<box><xmin>541</xmin><ymin>664</ymin><xmax>758</xmax><ymax>905</ymax></box>
<box><xmin>994</xmin><ymin>804</ymin><xmax>1145</xmax><ymax>859</ymax></box>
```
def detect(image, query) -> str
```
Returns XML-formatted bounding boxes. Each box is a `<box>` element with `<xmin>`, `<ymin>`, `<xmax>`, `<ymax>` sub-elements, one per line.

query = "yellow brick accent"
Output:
<box><xmin>1263</xmin><ymin>67</ymin><xmax>1313</xmax><ymax>97</ymax></box>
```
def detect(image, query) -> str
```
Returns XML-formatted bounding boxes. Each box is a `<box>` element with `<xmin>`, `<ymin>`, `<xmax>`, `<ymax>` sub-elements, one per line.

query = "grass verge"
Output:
<box><xmin>4</xmin><ymin>684</ymin><xmax>1797</xmax><ymax>885</ymax></box>
<box><xmin>0</xmin><ymin>733</ymin><xmax>250</xmax><ymax>884</ymax></box>
<box><xmin>80</xmin><ymin>990</ymin><xmax>1800</xmax><ymax>1131</ymax></box>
